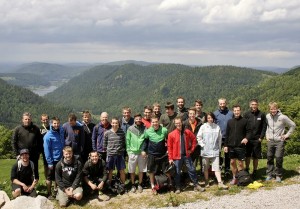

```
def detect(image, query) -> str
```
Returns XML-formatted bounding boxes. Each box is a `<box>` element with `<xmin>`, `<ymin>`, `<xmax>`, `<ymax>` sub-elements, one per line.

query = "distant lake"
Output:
<box><xmin>32</xmin><ymin>85</ymin><xmax>58</xmax><ymax>96</ymax></box>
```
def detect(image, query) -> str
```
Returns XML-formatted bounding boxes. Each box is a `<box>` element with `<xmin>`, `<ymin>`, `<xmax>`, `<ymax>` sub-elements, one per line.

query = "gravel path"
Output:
<box><xmin>160</xmin><ymin>183</ymin><xmax>300</xmax><ymax>209</ymax></box>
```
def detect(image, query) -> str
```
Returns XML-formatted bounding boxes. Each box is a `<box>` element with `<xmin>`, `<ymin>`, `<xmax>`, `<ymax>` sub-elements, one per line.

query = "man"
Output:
<box><xmin>44</xmin><ymin>116</ymin><xmax>64</xmax><ymax>199</ymax></box>
<box><xmin>11</xmin><ymin>149</ymin><xmax>39</xmax><ymax>198</ymax></box>
<box><xmin>142</xmin><ymin>116</ymin><xmax>171</xmax><ymax>195</ymax></box>
<box><xmin>142</xmin><ymin>106</ymin><xmax>153</xmax><ymax>129</ymax></box>
<box><xmin>55</xmin><ymin>146</ymin><xmax>83</xmax><ymax>207</ymax></box>
<box><xmin>152</xmin><ymin>103</ymin><xmax>162</xmax><ymax>119</ymax></box>
<box><xmin>82</xmin><ymin>151</ymin><xmax>107</xmax><ymax>195</ymax></box>
<box><xmin>12</xmin><ymin>112</ymin><xmax>42</xmax><ymax>179</ymax></box>
<box><xmin>168</xmin><ymin>117</ymin><xmax>204</xmax><ymax>194</ymax></box>
<box><xmin>194</xmin><ymin>99</ymin><xmax>206</xmax><ymax>122</ymax></box>
<box><xmin>159</xmin><ymin>102</ymin><xmax>178</xmax><ymax>134</ymax></box>
<box><xmin>126</xmin><ymin>113</ymin><xmax>147</xmax><ymax>193</ymax></box>
<box><xmin>92</xmin><ymin>112</ymin><xmax>112</xmax><ymax>161</ymax></box>
<box><xmin>243</xmin><ymin>99</ymin><xmax>267</xmax><ymax>178</ymax></box>
<box><xmin>177</xmin><ymin>96</ymin><xmax>188</xmax><ymax>121</ymax></box>
<box><xmin>224</xmin><ymin>105</ymin><xmax>251</xmax><ymax>185</ymax></box>
<box><xmin>213</xmin><ymin>98</ymin><xmax>233</xmax><ymax>175</ymax></box>
<box><xmin>119</xmin><ymin>107</ymin><xmax>134</xmax><ymax>134</ymax></box>
<box><xmin>81</xmin><ymin>111</ymin><xmax>95</xmax><ymax>163</ymax></box>
<box><xmin>63</xmin><ymin>113</ymin><xmax>85</xmax><ymax>159</ymax></box>
<box><xmin>265</xmin><ymin>102</ymin><xmax>296</xmax><ymax>182</ymax></box>
<box><xmin>103</xmin><ymin>117</ymin><xmax>126</xmax><ymax>188</ymax></box>
<box><xmin>40</xmin><ymin>114</ymin><xmax>50</xmax><ymax>179</ymax></box>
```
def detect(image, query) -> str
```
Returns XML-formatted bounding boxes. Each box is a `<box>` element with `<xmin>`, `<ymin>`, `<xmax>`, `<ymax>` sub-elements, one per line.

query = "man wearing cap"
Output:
<box><xmin>11</xmin><ymin>149</ymin><xmax>39</xmax><ymax>198</ymax></box>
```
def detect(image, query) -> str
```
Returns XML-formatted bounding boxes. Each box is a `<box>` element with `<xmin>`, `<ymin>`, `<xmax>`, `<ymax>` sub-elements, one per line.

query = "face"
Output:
<box><xmin>63</xmin><ymin>150</ymin><xmax>73</xmax><ymax>162</ymax></box>
<box><xmin>269</xmin><ymin>106</ymin><xmax>278</xmax><ymax>116</ymax></box>
<box><xmin>41</xmin><ymin>116</ymin><xmax>49</xmax><ymax>126</ymax></box>
<box><xmin>218</xmin><ymin>99</ymin><xmax>227</xmax><ymax>110</ymax></box>
<box><xmin>144</xmin><ymin>109</ymin><xmax>152</xmax><ymax>120</ymax></box>
<box><xmin>20</xmin><ymin>153</ymin><xmax>29</xmax><ymax>162</ymax></box>
<box><xmin>174</xmin><ymin>119</ymin><xmax>182</xmax><ymax>130</ymax></box>
<box><xmin>177</xmin><ymin>98</ymin><xmax>185</xmax><ymax>109</ymax></box>
<box><xmin>68</xmin><ymin>119</ymin><xmax>76</xmax><ymax>126</ymax></box>
<box><xmin>250</xmin><ymin>101</ymin><xmax>258</xmax><ymax>112</ymax></box>
<box><xmin>89</xmin><ymin>152</ymin><xmax>99</xmax><ymax>164</ymax></box>
<box><xmin>207</xmin><ymin>115</ymin><xmax>214</xmax><ymax>124</ymax></box>
<box><xmin>233</xmin><ymin>107</ymin><xmax>241</xmax><ymax>118</ymax></box>
<box><xmin>52</xmin><ymin>119</ymin><xmax>60</xmax><ymax>130</ymax></box>
<box><xmin>123</xmin><ymin>109</ymin><xmax>131</xmax><ymax>120</ymax></box>
<box><xmin>166</xmin><ymin>107</ymin><xmax>174</xmax><ymax>116</ymax></box>
<box><xmin>195</xmin><ymin>102</ymin><xmax>202</xmax><ymax>112</ymax></box>
<box><xmin>188</xmin><ymin>110</ymin><xmax>196</xmax><ymax>121</ymax></box>
<box><xmin>100</xmin><ymin>113</ymin><xmax>109</xmax><ymax>125</ymax></box>
<box><xmin>134</xmin><ymin>116</ymin><xmax>142</xmax><ymax>126</ymax></box>
<box><xmin>111</xmin><ymin>119</ymin><xmax>119</xmax><ymax>129</ymax></box>
<box><xmin>82</xmin><ymin>113</ymin><xmax>91</xmax><ymax>124</ymax></box>
<box><xmin>151</xmin><ymin>118</ymin><xmax>159</xmax><ymax>130</ymax></box>
<box><xmin>153</xmin><ymin>106</ymin><xmax>161</xmax><ymax>115</ymax></box>
<box><xmin>22</xmin><ymin>115</ymin><xmax>32</xmax><ymax>127</ymax></box>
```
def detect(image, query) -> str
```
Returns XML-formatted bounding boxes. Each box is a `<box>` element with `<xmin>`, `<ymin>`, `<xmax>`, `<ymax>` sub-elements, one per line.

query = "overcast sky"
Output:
<box><xmin>1</xmin><ymin>0</ymin><xmax>299</xmax><ymax>68</ymax></box>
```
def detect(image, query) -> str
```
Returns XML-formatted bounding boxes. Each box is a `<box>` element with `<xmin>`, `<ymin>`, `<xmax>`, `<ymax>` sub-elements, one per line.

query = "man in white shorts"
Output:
<box><xmin>126</xmin><ymin>113</ymin><xmax>147</xmax><ymax>193</ymax></box>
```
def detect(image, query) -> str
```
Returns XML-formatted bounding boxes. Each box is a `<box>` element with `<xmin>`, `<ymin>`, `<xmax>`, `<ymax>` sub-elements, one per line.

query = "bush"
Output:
<box><xmin>261</xmin><ymin>139</ymin><xmax>300</xmax><ymax>158</ymax></box>
<box><xmin>0</xmin><ymin>126</ymin><xmax>13</xmax><ymax>159</ymax></box>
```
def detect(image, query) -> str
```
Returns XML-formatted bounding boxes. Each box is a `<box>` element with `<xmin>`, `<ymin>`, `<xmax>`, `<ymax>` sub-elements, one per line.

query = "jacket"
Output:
<box><xmin>183</xmin><ymin>117</ymin><xmax>202</xmax><ymax>135</ymax></box>
<box><xmin>92</xmin><ymin>122</ymin><xmax>112</xmax><ymax>153</ymax></box>
<box><xmin>266</xmin><ymin>111</ymin><xmax>296</xmax><ymax>141</ymax></box>
<box><xmin>82</xmin><ymin>158</ymin><xmax>107</xmax><ymax>182</ymax></box>
<box><xmin>214</xmin><ymin>108</ymin><xmax>233</xmax><ymax>138</ymax></box>
<box><xmin>103</xmin><ymin>128</ymin><xmax>126</xmax><ymax>156</ymax></box>
<box><xmin>167</xmin><ymin>128</ymin><xmax>197</xmax><ymax>160</ymax></box>
<box><xmin>126</xmin><ymin>124</ymin><xmax>145</xmax><ymax>155</ymax></box>
<box><xmin>197</xmin><ymin>123</ymin><xmax>222</xmax><ymax>157</ymax></box>
<box><xmin>244</xmin><ymin>109</ymin><xmax>267</xmax><ymax>140</ymax></box>
<box><xmin>142</xmin><ymin>126</ymin><xmax>168</xmax><ymax>157</ymax></box>
<box><xmin>63</xmin><ymin>121</ymin><xmax>84</xmax><ymax>156</ymax></box>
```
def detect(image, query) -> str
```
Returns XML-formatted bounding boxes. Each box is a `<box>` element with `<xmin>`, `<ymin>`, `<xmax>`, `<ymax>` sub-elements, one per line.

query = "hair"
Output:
<box><xmin>194</xmin><ymin>99</ymin><xmax>203</xmax><ymax>106</ymax></box>
<box><xmin>188</xmin><ymin>107</ymin><xmax>197</xmax><ymax>113</ymax></box>
<box><xmin>89</xmin><ymin>150</ymin><xmax>100</xmax><ymax>158</ymax></box>
<box><xmin>134</xmin><ymin>113</ymin><xmax>142</xmax><ymax>118</ymax></box>
<box><xmin>122</xmin><ymin>106</ymin><xmax>131</xmax><ymax>113</ymax></box>
<box><xmin>249</xmin><ymin>99</ymin><xmax>258</xmax><ymax>103</ymax></box>
<box><xmin>218</xmin><ymin>98</ymin><xmax>227</xmax><ymax>103</ymax></box>
<box><xmin>174</xmin><ymin>116</ymin><xmax>182</xmax><ymax>122</ymax></box>
<box><xmin>22</xmin><ymin>112</ymin><xmax>32</xmax><ymax>118</ymax></box>
<box><xmin>68</xmin><ymin>113</ymin><xmax>77</xmax><ymax>121</ymax></box>
<box><xmin>151</xmin><ymin>115</ymin><xmax>159</xmax><ymax>121</ymax></box>
<box><xmin>63</xmin><ymin>146</ymin><xmax>73</xmax><ymax>153</ymax></box>
<box><xmin>269</xmin><ymin>102</ymin><xmax>279</xmax><ymax>109</ymax></box>
<box><xmin>144</xmin><ymin>105</ymin><xmax>153</xmax><ymax>112</ymax></box>
<box><xmin>177</xmin><ymin>96</ymin><xmax>185</xmax><ymax>102</ymax></box>
<box><xmin>82</xmin><ymin>110</ymin><xmax>91</xmax><ymax>116</ymax></box>
<box><xmin>40</xmin><ymin>114</ymin><xmax>49</xmax><ymax>119</ymax></box>
<box><xmin>204</xmin><ymin>112</ymin><xmax>216</xmax><ymax>122</ymax></box>
<box><xmin>164</xmin><ymin>102</ymin><xmax>174</xmax><ymax>110</ymax></box>
<box><xmin>51</xmin><ymin>116</ymin><xmax>60</xmax><ymax>121</ymax></box>
<box><xmin>232</xmin><ymin>104</ymin><xmax>241</xmax><ymax>110</ymax></box>
<box><xmin>111</xmin><ymin>117</ymin><xmax>119</xmax><ymax>122</ymax></box>
<box><xmin>152</xmin><ymin>102</ymin><xmax>160</xmax><ymax>108</ymax></box>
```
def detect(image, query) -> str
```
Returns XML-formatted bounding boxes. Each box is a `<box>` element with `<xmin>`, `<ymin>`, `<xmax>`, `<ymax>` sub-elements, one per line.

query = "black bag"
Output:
<box><xmin>110</xmin><ymin>175</ymin><xmax>125</xmax><ymax>194</ymax></box>
<box><xmin>154</xmin><ymin>174</ymin><xmax>169</xmax><ymax>191</ymax></box>
<box><xmin>236</xmin><ymin>170</ymin><xmax>253</xmax><ymax>186</ymax></box>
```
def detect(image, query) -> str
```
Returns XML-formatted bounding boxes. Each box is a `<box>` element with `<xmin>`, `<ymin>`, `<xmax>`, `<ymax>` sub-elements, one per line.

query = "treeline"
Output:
<box><xmin>0</xmin><ymin>73</ymin><xmax>51</xmax><ymax>88</ymax></box>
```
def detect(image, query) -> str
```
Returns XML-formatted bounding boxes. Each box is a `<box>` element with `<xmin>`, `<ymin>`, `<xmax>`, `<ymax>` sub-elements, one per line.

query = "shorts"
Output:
<box><xmin>246</xmin><ymin>140</ymin><xmax>262</xmax><ymax>159</ymax></box>
<box><xmin>56</xmin><ymin>187</ymin><xmax>83</xmax><ymax>206</ymax></box>
<box><xmin>202</xmin><ymin>157</ymin><xmax>220</xmax><ymax>172</ymax></box>
<box><xmin>147</xmin><ymin>154</ymin><xmax>168</xmax><ymax>174</ymax></box>
<box><xmin>107</xmin><ymin>155</ymin><xmax>126</xmax><ymax>171</ymax></box>
<box><xmin>228</xmin><ymin>147</ymin><xmax>246</xmax><ymax>161</ymax></box>
<box><xmin>11</xmin><ymin>183</ymin><xmax>37</xmax><ymax>197</ymax></box>
<box><xmin>46</xmin><ymin>161</ymin><xmax>58</xmax><ymax>181</ymax></box>
<box><xmin>128</xmin><ymin>153</ymin><xmax>147</xmax><ymax>173</ymax></box>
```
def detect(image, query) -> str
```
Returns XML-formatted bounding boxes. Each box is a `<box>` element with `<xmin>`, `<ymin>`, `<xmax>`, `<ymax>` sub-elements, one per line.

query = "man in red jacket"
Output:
<box><xmin>167</xmin><ymin>116</ymin><xmax>205</xmax><ymax>194</ymax></box>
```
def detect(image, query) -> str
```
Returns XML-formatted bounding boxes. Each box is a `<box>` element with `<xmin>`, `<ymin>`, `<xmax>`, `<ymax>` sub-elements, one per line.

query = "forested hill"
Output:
<box><xmin>45</xmin><ymin>64</ymin><xmax>276</xmax><ymax>116</ymax></box>
<box><xmin>0</xmin><ymin>78</ymin><xmax>73</xmax><ymax>128</ymax></box>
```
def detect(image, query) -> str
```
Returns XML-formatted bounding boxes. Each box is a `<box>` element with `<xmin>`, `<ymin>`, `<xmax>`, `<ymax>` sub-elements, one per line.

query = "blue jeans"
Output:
<box><xmin>174</xmin><ymin>156</ymin><xmax>198</xmax><ymax>188</ymax></box>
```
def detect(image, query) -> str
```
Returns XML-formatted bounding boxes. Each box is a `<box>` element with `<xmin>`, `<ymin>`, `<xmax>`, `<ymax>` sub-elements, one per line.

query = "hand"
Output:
<box><xmin>48</xmin><ymin>165</ymin><xmax>53</xmax><ymax>170</ymax></box>
<box><xmin>169</xmin><ymin>159</ymin><xmax>174</xmax><ymax>164</ymax></box>
<box><xmin>65</xmin><ymin>187</ymin><xmax>73</xmax><ymax>197</ymax></box>
<box><xmin>281</xmin><ymin>135</ymin><xmax>287</xmax><ymax>141</ymax></box>
<box><xmin>22</xmin><ymin>184</ymin><xmax>29</xmax><ymax>191</ymax></box>
<box><xmin>224</xmin><ymin>147</ymin><xmax>228</xmax><ymax>153</ymax></box>
<box><xmin>241</xmin><ymin>138</ymin><xmax>248</xmax><ymax>145</ymax></box>
<box><xmin>98</xmin><ymin>181</ymin><xmax>104</xmax><ymax>190</ymax></box>
<box><xmin>90</xmin><ymin>183</ymin><xmax>97</xmax><ymax>190</ymax></box>
<box><xmin>141</xmin><ymin>151</ymin><xmax>147</xmax><ymax>159</ymax></box>
<box><xmin>258</xmin><ymin>138</ymin><xmax>262</xmax><ymax>142</ymax></box>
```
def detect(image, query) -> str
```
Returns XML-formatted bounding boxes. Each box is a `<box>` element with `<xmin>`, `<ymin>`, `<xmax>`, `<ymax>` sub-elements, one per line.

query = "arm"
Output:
<box><xmin>126</xmin><ymin>130</ymin><xmax>131</xmax><ymax>153</ymax></box>
<box><xmin>72</xmin><ymin>161</ymin><xmax>83</xmax><ymax>190</ymax></box>
<box><xmin>167</xmin><ymin>133</ymin><xmax>173</xmax><ymax>163</ymax></box>
<box><xmin>282</xmin><ymin>115</ymin><xmax>296</xmax><ymax>139</ymax></box>
<box><xmin>196</xmin><ymin>126</ymin><xmax>204</xmax><ymax>146</ymax></box>
<box><xmin>11</xmin><ymin>127</ymin><xmax>19</xmax><ymax>156</ymax></box>
<box><xmin>55</xmin><ymin>162</ymin><xmax>65</xmax><ymax>191</ymax></box>
<box><xmin>92</xmin><ymin>126</ymin><xmax>97</xmax><ymax>151</ymax></box>
<box><xmin>43</xmin><ymin>134</ymin><xmax>53</xmax><ymax>167</ymax></box>
<box><xmin>189</xmin><ymin>131</ymin><xmax>197</xmax><ymax>154</ymax></box>
<box><xmin>260</xmin><ymin>113</ymin><xmax>267</xmax><ymax>140</ymax></box>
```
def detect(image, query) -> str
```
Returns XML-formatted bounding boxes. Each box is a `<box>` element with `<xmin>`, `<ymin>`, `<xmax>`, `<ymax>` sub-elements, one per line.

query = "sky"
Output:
<box><xmin>0</xmin><ymin>0</ymin><xmax>300</xmax><ymax>68</ymax></box>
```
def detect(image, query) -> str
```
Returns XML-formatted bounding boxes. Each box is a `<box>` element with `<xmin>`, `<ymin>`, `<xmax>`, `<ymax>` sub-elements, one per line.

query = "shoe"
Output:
<box><xmin>218</xmin><ymin>182</ymin><xmax>229</xmax><ymax>190</ymax></box>
<box><xmin>131</xmin><ymin>186</ymin><xmax>136</xmax><ymax>193</ymax></box>
<box><xmin>137</xmin><ymin>185</ymin><xmax>143</xmax><ymax>193</ymax></box>
<box><xmin>205</xmin><ymin>180</ymin><xmax>210</xmax><ymax>188</ymax></box>
<box><xmin>265</xmin><ymin>176</ymin><xmax>273</xmax><ymax>181</ymax></box>
<box><xmin>276</xmin><ymin>176</ymin><xmax>282</xmax><ymax>183</ymax></box>
<box><xmin>224</xmin><ymin>170</ymin><xmax>231</xmax><ymax>179</ymax></box>
<box><xmin>175</xmin><ymin>188</ymin><xmax>181</xmax><ymax>194</ymax></box>
<box><xmin>152</xmin><ymin>188</ymin><xmax>157</xmax><ymax>195</ymax></box>
<box><xmin>230</xmin><ymin>178</ymin><xmax>238</xmax><ymax>185</ymax></box>
<box><xmin>252</xmin><ymin>170</ymin><xmax>257</xmax><ymax>178</ymax></box>
<box><xmin>98</xmin><ymin>190</ymin><xmax>103</xmax><ymax>196</ymax></box>
<box><xmin>47</xmin><ymin>194</ymin><xmax>55</xmax><ymax>200</ymax></box>
<box><xmin>194</xmin><ymin>184</ymin><xmax>205</xmax><ymax>192</ymax></box>
<box><xmin>245</xmin><ymin>168</ymin><xmax>249</xmax><ymax>173</ymax></box>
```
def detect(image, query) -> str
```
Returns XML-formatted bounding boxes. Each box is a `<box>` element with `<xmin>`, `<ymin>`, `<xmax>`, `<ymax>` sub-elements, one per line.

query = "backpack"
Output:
<box><xmin>236</xmin><ymin>170</ymin><xmax>253</xmax><ymax>186</ymax></box>
<box><xmin>17</xmin><ymin>160</ymin><xmax>35</xmax><ymax>180</ymax></box>
<box><xmin>110</xmin><ymin>175</ymin><xmax>125</xmax><ymax>194</ymax></box>
<box><xmin>153</xmin><ymin>174</ymin><xmax>169</xmax><ymax>191</ymax></box>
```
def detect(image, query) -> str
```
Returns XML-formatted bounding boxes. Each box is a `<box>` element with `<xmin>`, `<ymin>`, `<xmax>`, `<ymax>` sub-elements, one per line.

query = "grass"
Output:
<box><xmin>1</xmin><ymin>154</ymin><xmax>299</xmax><ymax>208</ymax></box>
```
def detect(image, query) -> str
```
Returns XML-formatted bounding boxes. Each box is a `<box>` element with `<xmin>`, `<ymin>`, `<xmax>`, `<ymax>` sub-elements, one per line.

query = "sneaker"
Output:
<box><xmin>230</xmin><ymin>178</ymin><xmax>238</xmax><ymax>185</ymax></box>
<box><xmin>152</xmin><ymin>188</ymin><xmax>157</xmax><ymax>195</ymax></box>
<box><xmin>137</xmin><ymin>185</ymin><xmax>143</xmax><ymax>193</ymax></box>
<box><xmin>131</xmin><ymin>186</ymin><xmax>136</xmax><ymax>193</ymax></box>
<box><xmin>218</xmin><ymin>182</ymin><xmax>229</xmax><ymax>190</ymax></box>
<box><xmin>194</xmin><ymin>184</ymin><xmax>205</xmax><ymax>192</ymax></box>
<box><xmin>276</xmin><ymin>176</ymin><xmax>282</xmax><ymax>183</ymax></box>
<box><xmin>175</xmin><ymin>188</ymin><xmax>181</xmax><ymax>194</ymax></box>
<box><xmin>265</xmin><ymin>176</ymin><xmax>273</xmax><ymax>181</ymax></box>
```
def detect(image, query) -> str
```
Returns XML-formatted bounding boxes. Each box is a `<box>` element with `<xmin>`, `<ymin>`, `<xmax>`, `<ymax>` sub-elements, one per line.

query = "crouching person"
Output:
<box><xmin>82</xmin><ymin>151</ymin><xmax>108</xmax><ymax>195</ymax></box>
<box><xmin>55</xmin><ymin>146</ymin><xmax>83</xmax><ymax>207</ymax></box>
<box><xmin>11</xmin><ymin>149</ymin><xmax>39</xmax><ymax>198</ymax></box>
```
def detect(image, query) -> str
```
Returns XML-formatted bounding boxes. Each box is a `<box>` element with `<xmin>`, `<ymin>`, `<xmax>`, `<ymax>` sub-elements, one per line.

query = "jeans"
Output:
<box><xmin>266</xmin><ymin>140</ymin><xmax>285</xmax><ymax>177</ymax></box>
<box><xmin>174</xmin><ymin>156</ymin><xmax>198</xmax><ymax>188</ymax></box>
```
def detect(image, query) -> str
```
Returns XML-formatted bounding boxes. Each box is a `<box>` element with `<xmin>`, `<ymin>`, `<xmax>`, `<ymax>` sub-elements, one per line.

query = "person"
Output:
<box><xmin>12</xmin><ymin>112</ymin><xmax>42</xmax><ymax>179</ymax></box>
<box><xmin>81</xmin><ymin>111</ymin><xmax>95</xmax><ymax>163</ymax></box>
<box><xmin>168</xmin><ymin>116</ymin><xmax>205</xmax><ymax>194</ymax></box>
<box><xmin>63</xmin><ymin>113</ymin><xmax>85</xmax><ymax>160</ymax></box>
<box><xmin>82</xmin><ymin>151</ymin><xmax>108</xmax><ymax>195</ymax></box>
<box><xmin>152</xmin><ymin>103</ymin><xmax>162</xmax><ymax>119</ymax></box>
<box><xmin>43</xmin><ymin>116</ymin><xmax>65</xmax><ymax>199</ymax></box>
<box><xmin>224</xmin><ymin>105</ymin><xmax>251</xmax><ymax>185</ymax></box>
<box><xmin>55</xmin><ymin>146</ymin><xmax>83</xmax><ymax>207</ymax></box>
<box><xmin>119</xmin><ymin>107</ymin><xmax>134</xmax><ymax>134</ymax></box>
<box><xmin>243</xmin><ymin>99</ymin><xmax>267</xmax><ymax>178</ymax></box>
<box><xmin>142</xmin><ymin>106</ymin><xmax>153</xmax><ymax>128</ymax></box>
<box><xmin>194</xmin><ymin>99</ymin><xmax>206</xmax><ymax>122</ymax></box>
<box><xmin>141</xmin><ymin>116</ymin><xmax>171</xmax><ymax>195</ymax></box>
<box><xmin>213</xmin><ymin>98</ymin><xmax>233</xmax><ymax>176</ymax></box>
<box><xmin>126</xmin><ymin>113</ymin><xmax>147</xmax><ymax>193</ymax></box>
<box><xmin>159</xmin><ymin>102</ymin><xmax>178</xmax><ymax>134</ymax></box>
<box><xmin>11</xmin><ymin>149</ymin><xmax>39</xmax><ymax>198</ymax></box>
<box><xmin>92</xmin><ymin>112</ymin><xmax>112</xmax><ymax>161</ymax></box>
<box><xmin>177</xmin><ymin>96</ymin><xmax>188</xmax><ymax>121</ymax></box>
<box><xmin>265</xmin><ymin>102</ymin><xmax>296</xmax><ymax>182</ymax></box>
<box><xmin>197</xmin><ymin>112</ymin><xmax>228</xmax><ymax>189</ymax></box>
<box><xmin>103</xmin><ymin>117</ymin><xmax>126</xmax><ymax>188</ymax></box>
<box><xmin>40</xmin><ymin>114</ymin><xmax>50</xmax><ymax>179</ymax></box>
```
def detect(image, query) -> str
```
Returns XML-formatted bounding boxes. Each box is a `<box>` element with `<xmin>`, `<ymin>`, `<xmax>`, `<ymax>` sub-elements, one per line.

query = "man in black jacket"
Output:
<box><xmin>224</xmin><ymin>105</ymin><xmax>251</xmax><ymax>185</ymax></box>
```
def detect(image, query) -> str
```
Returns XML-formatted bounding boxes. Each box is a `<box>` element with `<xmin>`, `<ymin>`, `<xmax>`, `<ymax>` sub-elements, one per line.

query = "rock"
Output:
<box><xmin>0</xmin><ymin>191</ymin><xmax>10</xmax><ymax>208</ymax></box>
<box><xmin>2</xmin><ymin>195</ymin><xmax>54</xmax><ymax>209</ymax></box>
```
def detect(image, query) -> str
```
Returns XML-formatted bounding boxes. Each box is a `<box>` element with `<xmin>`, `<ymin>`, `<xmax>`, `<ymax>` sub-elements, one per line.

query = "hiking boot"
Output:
<box><xmin>276</xmin><ymin>176</ymin><xmax>282</xmax><ymax>183</ymax></box>
<box><xmin>152</xmin><ymin>188</ymin><xmax>157</xmax><ymax>195</ymax></box>
<box><xmin>218</xmin><ymin>182</ymin><xmax>229</xmax><ymax>190</ymax></box>
<box><xmin>175</xmin><ymin>188</ymin><xmax>181</xmax><ymax>194</ymax></box>
<box><xmin>137</xmin><ymin>185</ymin><xmax>143</xmax><ymax>193</ymax></box>
<box><xmin>131</xmin><ymin>185</ymin><xmax>136</xmax><ymax>193</ymax></box>
<box><xmin>224</xmin><ymin>170</ymin><xmax>231</xmax><ymax>179</ymax></box>
<box><xmin>265</xmin><ymin>176</ymin><xmax>273</xmax><ymax>181</ymax></box>
<box><xmin>194</xmin><ymin>184</ymin><xmax>205</xmax><ymax>192</ymax></box>
<box><xmin>230</xmin><ymin>178</ymin><xmax>238</xmax><ymax>185</ymax></box>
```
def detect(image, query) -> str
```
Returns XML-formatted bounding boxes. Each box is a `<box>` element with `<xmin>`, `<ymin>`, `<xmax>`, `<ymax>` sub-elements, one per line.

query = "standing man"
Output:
<box><xmin>152</xmin><ymin>103</ymin><xmax>162</xmax><ymax>119</ymax></box>
<box><xmin>214</xmin><ymin>98</ymin><xmax>233</xmax><ymax>176</ymax></box>
<box><xmin>142</xmin><ymin>106</ymin><xmax>153</xmax><ymax>129</ymax></box>
<box><xmin>177</xmin><ymin>96</ymin><xmax>188</xmax><ymax>121</ymax></box>
<box><xmin>243</xmin><ymin>99</ymin><xmax>267</xmax><ymax>178</ymax></box>
<box><xmin>126</xmin><ymin>113</ymin><xmax>147</xmax><ymax>193</ymax></box>
<box><xmin>12</xmin><ymin>112</ymin><xmax>42</xmax><ymax>178</ymax></box>
<box><xmin>119</xmin><ymin>107</ymin><xmax>134</xmax><ymax>134</ymax></box>
<box><xmin>265</xmin><ymin>102</ymin><xmax>296</xmax><ymax>182</ymax></box>
<box><xmin>40</xmin><ymin>114</ymin><xmax>50</xmax><ymax>179</ymax></box>
<box><xmin>92</xmin><ymin>112</ymin><xmax>112</xmax><ymax>161</ymax></box>
<box><xmin>224</xmin><ymin>105</ymin><xmax>251</xmax><ymax>185</ymax></box>
<box><xmin>194</xmin><ymin>99</ymin><xmax>206</xmax><ymax>122</ymax></box>
<box><xmin>168</xmin><ymin>116</ymin><xmax>204</xmax><ymax>194</ymax></box>
<box><xmin>81</xmin><ymin>111</ymin><xmax>95</xmax><ymax>163</ymax></box>
<box><xmin>159</xmin><ymin>102</ymin><xmax>178</xmax><ymax>134</ymax></box>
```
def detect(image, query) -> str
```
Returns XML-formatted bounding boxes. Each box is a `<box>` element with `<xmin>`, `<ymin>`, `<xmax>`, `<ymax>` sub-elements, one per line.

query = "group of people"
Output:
<box><xmin>10</xmin><ymin>97</ymin><xmax>296</xmax><ymax>207</ymax></box>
